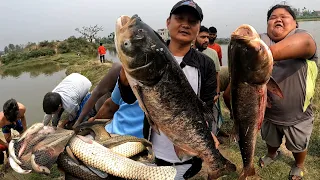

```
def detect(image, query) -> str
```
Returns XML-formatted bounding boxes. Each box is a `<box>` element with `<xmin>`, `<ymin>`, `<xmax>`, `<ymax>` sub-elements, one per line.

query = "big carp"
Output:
<box><xmin>228</xmin><ymin>24</ymin><xmax>283</xmax><ymax>180</ymax></box>
<box><xmin>114</xmin><ymin>14</ymin><xmax>236</xmax><ymax>179</ymax></box>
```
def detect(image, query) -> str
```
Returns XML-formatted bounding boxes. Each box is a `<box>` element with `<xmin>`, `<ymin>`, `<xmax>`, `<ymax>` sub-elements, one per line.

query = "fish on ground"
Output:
<box><xmin>69</xmin><ymin>135</ymin><xmax>177</xmax><ymax>180</ymax></box>
<box><xmin>114</xmin><ymin>14</ymin><xmax>236</xmax><ymax>179</ymax></box>
<box><xmin>228</xmin><ymin>24</ymin><xmax>283</xmax><ymax>180</ymax></box>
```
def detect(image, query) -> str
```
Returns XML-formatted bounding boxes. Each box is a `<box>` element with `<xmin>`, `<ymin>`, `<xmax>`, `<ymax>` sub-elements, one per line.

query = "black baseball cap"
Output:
<box><xmin>170</xmin><ymin>0</ymin><xmax>203</xmax><ymax>22</ymax></box>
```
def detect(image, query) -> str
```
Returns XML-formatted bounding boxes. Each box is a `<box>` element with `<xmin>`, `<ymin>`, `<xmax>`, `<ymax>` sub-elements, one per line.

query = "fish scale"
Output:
<box><xmin>69</xmin><ymin>136</ymin><xmax>177</xmax><ymax>180</ymax></box>
<box><xmin>57</xmin><ymin>152</ymin><xmax>103</xmax><ymax>180</ymax></box>
<box><xmin>110</xmin><ymin>142</ymin><xmax>145</xmax><ymax>157</ymax></box>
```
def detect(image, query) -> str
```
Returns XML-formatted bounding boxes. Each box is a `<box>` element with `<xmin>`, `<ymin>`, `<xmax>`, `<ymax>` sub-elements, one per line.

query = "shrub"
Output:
<box><xmin>57</xmin><ymin>42</ymin><xmax>71</xmax><ymax>54</ymax></box>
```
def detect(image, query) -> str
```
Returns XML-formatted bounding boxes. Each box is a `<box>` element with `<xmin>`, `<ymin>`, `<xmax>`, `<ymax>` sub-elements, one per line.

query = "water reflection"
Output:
<box><xmin>0</xmin><ymin>70</ymin><xmax>66</xmax><ymax>125</ymax></box>
<box><xmin>0</xmin><ymin>61</ymin><xmax>66</xmax><ymax>79</ymax></box>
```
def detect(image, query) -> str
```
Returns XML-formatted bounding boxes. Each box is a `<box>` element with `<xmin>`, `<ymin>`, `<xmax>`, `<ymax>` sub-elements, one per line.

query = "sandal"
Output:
<box><xmin>288</xmin><ymin>166</ymin><xmax>304</xmax><ymax>180</ymax></box>
<box><xmin>258</xmin><ymin>150</ymin><xmax>281</xmax><ymax>168</ymax></box>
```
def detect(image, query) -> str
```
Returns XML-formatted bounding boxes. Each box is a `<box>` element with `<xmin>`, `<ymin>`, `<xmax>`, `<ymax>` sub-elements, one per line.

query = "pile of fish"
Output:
<box><xmin>8</xmin><ymin>121</ymin><xmax>178</xmax><ymax>180</ymax></box>
<box><xmin>8</xmin><ymin>123</ymin><xmax>74</xmax><ymax>174</ymax></box>
<box><xmin>228</xmin><ymin>24</ymin><xmax>283</xmax><ymax>180</ymax></box>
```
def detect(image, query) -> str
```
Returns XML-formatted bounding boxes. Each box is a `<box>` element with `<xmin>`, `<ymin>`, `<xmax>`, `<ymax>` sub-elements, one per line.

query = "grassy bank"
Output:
<box><xmin>297</xmin><ymin>17</ymin><xmax>320</xmax><ymax>22</ymax></box>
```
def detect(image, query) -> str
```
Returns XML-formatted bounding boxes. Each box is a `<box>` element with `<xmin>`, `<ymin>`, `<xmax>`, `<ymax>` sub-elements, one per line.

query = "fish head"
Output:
<box><xmin>229</xmin><ymin>24</ymin><xmax>273</xmax><ymax>84</ymax></box>
<box><xmin>115</xmin><ymin>15</ymin><xmax>169</xmax><ymax>86</ymax></box>
<box><xmin>18</xmin><ymin>123</ymin><xmax>44</xmax><ymax>142</ymax></box>
<box><xmin>30</xmin><ymin>129</ymin><xmax>74</xmax><ymax>172</ymax></box>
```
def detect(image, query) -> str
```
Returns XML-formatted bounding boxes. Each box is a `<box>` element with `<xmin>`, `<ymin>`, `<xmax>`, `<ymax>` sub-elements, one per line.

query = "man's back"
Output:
<box><xmin>105</xmin><ymin>82</ymin><xmax>144</xmax><ymax>138</ymax></box>
<box><xmin>208</xmin><ymin>43</ymin><xmax>222</xmax><ymax>65</ymax></box>
<box><xmin>98</xmin><ymin>45</ymin><xmax>106</xmax><ymax>54</ymax></box>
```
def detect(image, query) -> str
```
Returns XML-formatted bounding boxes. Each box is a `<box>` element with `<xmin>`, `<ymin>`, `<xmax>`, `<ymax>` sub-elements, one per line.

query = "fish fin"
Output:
<box><xmin>8</xmin><ymin>139</ymin><xmax>22</xmax><ymax>165</ymax></box>
<box><xmin>86</xmin><ymin>165</ymin><xmax>109</xmax><ymax>178</ymax></box>
<box><xmin>267</xmin><ymin>77</ymin><xmax>283</xmax><ymax>98</ymax></box>
<box><xmin>65</xmin><ymin>146</ymin><xmax>80</xmax><ymax>165</ymax></box>
<box><xmin>173</xmin><ymin>145</ymin><xmax>198</xmax><ymax>161</ymax></box>
<box><xmin>199</xmin><ymin>99</ymin><xmax>216</xmax><ymax>134</ymax></box>
<box><xmin>207</xmin><ymin>161</ymin><xmax>237</xmax><ymax>180</ymax></box>
<box><xmin>76</xmin><ymin>135</ymin><xmax>93</xmax><ymax>144</ymax></box>
<box><xmin>239</xmin><ymin>165</ymin><xmax>255</xmax><ymax>180</ymax></box>
<box><xmin>132</xmin><ymin>85</ymin><xmax>161</xmax><ymax>135</ymax></box>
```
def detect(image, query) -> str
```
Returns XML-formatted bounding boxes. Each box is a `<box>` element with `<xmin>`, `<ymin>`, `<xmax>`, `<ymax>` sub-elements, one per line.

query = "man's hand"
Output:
<box><xmin>88</xmin><ymin>117</ymin><xmax>96</xmax><ymax>122</ymax></box>
<box><xmin>213</xmin><ymin>95</ymin><xmax>219</xmax><ymax>103</ymax></box>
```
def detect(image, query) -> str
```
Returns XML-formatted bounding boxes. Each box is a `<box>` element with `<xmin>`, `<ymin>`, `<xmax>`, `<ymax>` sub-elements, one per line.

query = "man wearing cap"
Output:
<box><xmin>117</xmin><ymin>1</ymin><xmax>217</xmax><ymax>179</ymax></box>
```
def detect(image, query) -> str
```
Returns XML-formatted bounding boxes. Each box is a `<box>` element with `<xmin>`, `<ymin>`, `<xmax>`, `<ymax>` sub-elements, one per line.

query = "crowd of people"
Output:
<box><xmin>0</xmin><ymin>0</ymin><xmax>318</xmax><ymax>179</ymax></box>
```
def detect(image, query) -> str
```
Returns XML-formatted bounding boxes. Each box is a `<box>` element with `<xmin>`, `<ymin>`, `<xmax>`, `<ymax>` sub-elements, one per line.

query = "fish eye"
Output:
<box><xmin>124</xmin><ymin>39</ymin><xmax>131</xmax><ymax>48</ymax></box>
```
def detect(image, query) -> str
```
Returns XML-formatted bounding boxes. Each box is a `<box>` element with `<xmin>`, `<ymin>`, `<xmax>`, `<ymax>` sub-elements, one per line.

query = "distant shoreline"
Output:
<box><xmin>297</xmin><ymin>17</ymin><xmax>320</xmax><ymax>22</ymax></box>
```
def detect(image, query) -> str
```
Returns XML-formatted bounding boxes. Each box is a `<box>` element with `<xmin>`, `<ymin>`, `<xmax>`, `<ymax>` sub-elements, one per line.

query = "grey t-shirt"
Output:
<box><xmin>260</xmin><ymin>29</ymin><xmax>318</xmax><ymax>126</ymax></box>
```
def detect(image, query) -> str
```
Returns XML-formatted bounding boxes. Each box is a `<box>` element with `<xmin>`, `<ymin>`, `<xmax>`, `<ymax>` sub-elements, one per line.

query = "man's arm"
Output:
<box><xmin>4</xmin><ymin>133</ymin><xmax>11</xmax><ymax>144</ymax></box>
<box><xmin>89</xmin><ymin>98</ymin><xmax>119</xmax><ymax>122</ymax></box>
<box><xmin>118</xmin><ymin>67</ymin><xmax>137</xmax><ymax>104</ymax></box>
<box><xmin>218</xmin><ymin>47</ymin><xmax>222</xmax><ymax>66</ymax></box>
<box><xmin>270</xmin><ymin>32</ymin><xmax>316</xmax><ymax>61</ymax></box>
<box><xmin>0</xmin><ymin>138</ymin><xmax>8</xmax><ymax>148</ymax></box>
<box><xmin>73</xmin><ymin>62</ymin><xmax>122</xmax><ymax>127</ymax></box>
<box><xmin>214</xmin><ymin>72</ymin><xmax>220</xmax><ymax>103</ymax></box>
<box><xmin>18</xmin><ymin>103</ymin><xmax>27</xmax><ymax>133</ymax></box>
<box><xmin>43</xmin><ymin>114</ymin><xmax>52</xmax><ymax>126</ymax></box>
<box><xmin>223</xmin><ymin>83</ymin><xmax>232</xmax><ymax>115</ymax></box>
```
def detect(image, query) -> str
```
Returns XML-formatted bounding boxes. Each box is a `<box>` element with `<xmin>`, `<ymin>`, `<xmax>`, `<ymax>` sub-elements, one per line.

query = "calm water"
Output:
<box><xmin>1</xmin><ymin>21</ymin><xmax>319</xmax><ymax>128</ymax></box>
<box><xmin>0</xmin><ymin>70</ymin><xmax>66</xmax><ymax>126</ymax></box>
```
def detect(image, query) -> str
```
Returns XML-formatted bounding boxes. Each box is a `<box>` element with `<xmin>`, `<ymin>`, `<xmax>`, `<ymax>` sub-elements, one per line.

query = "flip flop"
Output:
<box><xmin>288</xmin><ymin>165</ymin><xmax>304</xmax><ymax>180</ymax></box>
<box><xmin>259</xmin><ymin>150</ymin><xmax>281</xmax><ymax>168</ymax></box>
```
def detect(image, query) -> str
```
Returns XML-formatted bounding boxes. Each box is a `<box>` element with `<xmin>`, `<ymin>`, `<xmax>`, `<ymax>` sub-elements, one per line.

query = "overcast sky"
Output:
<box><xmin>0</xmin><ymin>0</ymin><xmax>319</xmax><ymax>50</ymax></box>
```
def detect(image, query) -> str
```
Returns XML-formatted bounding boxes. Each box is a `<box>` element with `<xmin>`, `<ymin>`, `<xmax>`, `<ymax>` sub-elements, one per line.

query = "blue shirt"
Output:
<box><xmin>105</xmin><ymin>82</ymin><xmax>144</xmax><ymax>138</ymax></box>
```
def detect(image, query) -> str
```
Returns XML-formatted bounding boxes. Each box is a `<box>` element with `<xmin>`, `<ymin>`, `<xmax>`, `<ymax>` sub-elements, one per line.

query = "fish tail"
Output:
<box><xmin>238</xmin><ymin>165</ymin><xmax>255</xmax><ymax>180</ymax></box>
<box><xmin>207</xmin><ymin>161</ymin><xmax>237</xmax><ymax>179</ymax></box>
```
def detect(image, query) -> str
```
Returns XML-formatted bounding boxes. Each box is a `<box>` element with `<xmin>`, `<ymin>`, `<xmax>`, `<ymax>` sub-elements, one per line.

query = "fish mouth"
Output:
<box><xmin>116</xmin><ymin>15</ymin><xmax>131</xmax><ymax>30</ymax></box>
<box><xmin>231</xmin><ymin>24</ymin><xmax>259</xmax><ymax>40</ymax></box>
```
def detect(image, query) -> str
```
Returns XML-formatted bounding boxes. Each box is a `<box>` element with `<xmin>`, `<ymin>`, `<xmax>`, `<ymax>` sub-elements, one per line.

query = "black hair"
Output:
<box><xmin>3</xmin><ymin>98</ymin><xmax>19</xmax><ymax>123</ymax></box>
<box><xmin>267</xmin><ymin>4</ymin><xmax>296</xmax><ymax>20</ymax></box>
<box><xmin>199</xmin><ymin>26</ymin><xmax>209</xmax><ymax>33</ymax></box>
<box><xmin>209</xmin><ymin>27</ymin><xmax>217</xmax><ymax>34</ymax></box>
<box><xmin>43</xmin><ymin>92</ymin><xmax>62</xmax><ymax>114</ymax></box>
<box><xmin>100</xmin><ymin>43</ymin><xmax>103</xmax><ymax>46</ymax></box>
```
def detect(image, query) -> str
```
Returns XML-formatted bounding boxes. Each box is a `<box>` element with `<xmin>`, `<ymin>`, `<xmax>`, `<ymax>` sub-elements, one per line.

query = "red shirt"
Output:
<box><xmin>208</xmin><ymin>43</ymin><xmax>222</xmax><ymax>66</ymax></box>
<box><xmin>98</xmin><ymin>46</ymin><xmax>106</xmax><ymax>55</ymax></box>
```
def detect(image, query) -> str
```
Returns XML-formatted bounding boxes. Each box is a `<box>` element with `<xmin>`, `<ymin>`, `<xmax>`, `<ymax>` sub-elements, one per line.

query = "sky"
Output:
<box><xmin>0</xmin><ymin>0</ymin><xmax>319</xmax><ymax>50</ymax></box>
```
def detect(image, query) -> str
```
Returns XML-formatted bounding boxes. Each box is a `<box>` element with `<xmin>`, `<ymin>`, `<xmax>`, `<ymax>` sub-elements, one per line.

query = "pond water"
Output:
<box><xmin>0</xmin><ymin>70</ymin><xmax>66</xmax><ymax>126</ymax></box>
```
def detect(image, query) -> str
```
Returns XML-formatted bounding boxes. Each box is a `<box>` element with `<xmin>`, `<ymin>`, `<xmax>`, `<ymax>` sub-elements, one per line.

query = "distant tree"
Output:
<box><xmin>15</xmin><ymin>44</ymin><xmax>24</xmax><ymax>52</ymax></box>
<box><xmin>4</xmin><ymin>46</ymin><xmax>9</xmax><ymax>54</ymax></box>
<box><xmin>8</xmin><ymin>44</ymin><xmax>15</xmax><ymax>51</ymax></box>
<box><xmin>75</xmin><ymin>25</ymin><xmax>103</xmax><ymax>43</ymax></box>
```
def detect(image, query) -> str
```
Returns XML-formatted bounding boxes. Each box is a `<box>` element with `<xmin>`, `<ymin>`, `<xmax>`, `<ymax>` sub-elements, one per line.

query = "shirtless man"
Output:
<box><xmin>0</xmin><ymin>99</ymin><xmax>27</xmax><ymax>164</ymax></box>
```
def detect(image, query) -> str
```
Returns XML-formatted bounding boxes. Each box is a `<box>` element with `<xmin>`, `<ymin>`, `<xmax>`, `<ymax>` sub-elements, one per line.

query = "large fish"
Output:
<box><xmin>228</xmin><ymin>24</ymin><xmax>283</xmax><ymax>180</ymax></box>
<box><xmin>69</xmin><ymin>135</ymin><xmax>177</xmax><ymax>180</ymax></box>
<box><xmin>114</xmin><ymin>14</ymin><xmax>236</xmax><ymax>179</ymax></box>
